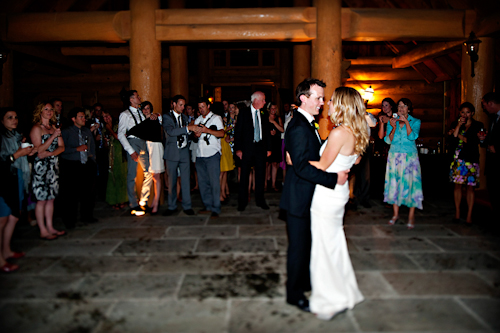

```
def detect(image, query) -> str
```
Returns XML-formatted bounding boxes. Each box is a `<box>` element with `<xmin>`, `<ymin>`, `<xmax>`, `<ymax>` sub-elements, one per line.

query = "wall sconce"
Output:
<box><xmin>363</xmin><ymin>86</ymin><xmax>374</xmax><ymax>107</ymax></box>
<box><xmin>464</xmin><ymin>31</ymin><xmax>481</xmax><ymax>78</ymax></box>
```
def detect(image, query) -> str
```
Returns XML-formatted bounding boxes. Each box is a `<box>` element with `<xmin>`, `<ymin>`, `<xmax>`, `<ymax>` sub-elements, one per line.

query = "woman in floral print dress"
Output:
<box><xmin>448</xmin><ymin>102</ymin><xmax>484</xmax><ymax>225</ymax></box>
<box><xmin>384</xmin><ymin>98</ymin><xmax>423</xmax><ymax>229</ymax></box>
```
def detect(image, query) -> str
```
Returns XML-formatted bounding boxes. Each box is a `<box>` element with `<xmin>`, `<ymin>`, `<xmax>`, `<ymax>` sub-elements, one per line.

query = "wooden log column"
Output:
<box><xmin>293</xmin><ymin>0</ymin><xmax>311</xmax><ymax>92</ymax></box>
<box><xmin>130</xmin><ymin>0</ymin><xmax>162</xmax><ymax>203</ymax></box>
<box><xmin>0</xmin><ymin>52</ymin><xmax>14</xmax><ymax>107</ymax></box>
<box><xmin>312</xmin><ymin>0</ymin><xmax>342</xmax><ymax>139</ymax></box>
<box><xmin>169</xmin><ymin>0</ymin><xmax>188</xmax><ymax>99</ymax></box>
<box><xmin>130</xmin><ymin>0</ymin><xmax>161</xmax><ymax>110</ymax></box>
<box><xmin>169</xmin><ymin>46</ymin><xmax>188</xmax><ymax>98</ymax></box>
<box><xmin>293</xmin><ymin>44</ymin><xmax>311</xmax><ymax>93</ymax></box>
<box><xmin>462</xmin><ymin>37</ymin><xmax>494</xmax><ymax>190</ymax></box>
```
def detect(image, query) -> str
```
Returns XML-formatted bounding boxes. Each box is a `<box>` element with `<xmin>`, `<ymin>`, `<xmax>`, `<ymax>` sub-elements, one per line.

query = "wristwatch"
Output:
<box><xmin>9</xmin><ymin>154</ymin><xmax>16</xmax><ymax>162</ymax></box>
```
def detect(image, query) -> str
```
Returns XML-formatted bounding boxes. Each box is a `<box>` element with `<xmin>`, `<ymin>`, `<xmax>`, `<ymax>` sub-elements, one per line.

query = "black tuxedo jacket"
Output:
<box><xmin>234</xmin><ymin>106</ymin><xmax>272</xmax><ymax>157</ymax></box>
<box><xmin>485</xmin><ymin>112</ymin><xmax>500</xmax><ymax>174</ymax></box>
<box><xmin>279</xmin><ymin>111</ymin><xmax>338</xmax><ymax>218</ymax></box>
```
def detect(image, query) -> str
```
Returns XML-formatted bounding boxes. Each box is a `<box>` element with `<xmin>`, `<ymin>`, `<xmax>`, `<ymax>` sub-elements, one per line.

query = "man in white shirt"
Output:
<box><xmin>194</xmin><ymin>98</ymin><xmax>225</xmax><ymax>218</ymax></box>
<box><xmin>117</xmin><ymin>90</ymin><xmax>153</xmax><ymax>215</ymax></box>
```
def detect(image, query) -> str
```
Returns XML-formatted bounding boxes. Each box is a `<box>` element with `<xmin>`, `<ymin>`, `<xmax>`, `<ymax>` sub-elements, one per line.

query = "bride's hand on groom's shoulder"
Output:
<box><xmin>337</xmin><ymin>169</ymin><xmax>350</xmax><ymax>185</ymax></box>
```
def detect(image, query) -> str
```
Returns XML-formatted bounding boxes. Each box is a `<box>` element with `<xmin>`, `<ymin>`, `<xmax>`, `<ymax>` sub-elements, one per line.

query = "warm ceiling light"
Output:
<box><xmin>363</xmin><ymin>86</ymin><xmax>375</xmax><ymax>102</ymax></box>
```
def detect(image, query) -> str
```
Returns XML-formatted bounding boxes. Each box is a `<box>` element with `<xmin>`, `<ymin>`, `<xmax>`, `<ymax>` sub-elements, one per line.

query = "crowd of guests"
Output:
<box><xmin>1</xmin><ymin>89</ymin><xmax>499</xmax><ymax>273</ymax></box>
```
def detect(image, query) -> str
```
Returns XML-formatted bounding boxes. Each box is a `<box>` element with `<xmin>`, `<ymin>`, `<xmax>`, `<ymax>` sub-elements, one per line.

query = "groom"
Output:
<box><xmin>280</xmin><ymin>78</ymin><xmax>349</xmax><ymax>312</ymax></box>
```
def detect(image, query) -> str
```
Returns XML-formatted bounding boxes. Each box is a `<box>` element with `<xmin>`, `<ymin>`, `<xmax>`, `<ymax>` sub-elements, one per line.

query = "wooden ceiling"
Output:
<box><xmin>1</xmin><ymin>0</ymin><xmax>499</xmax><ymax>83</ymax></box>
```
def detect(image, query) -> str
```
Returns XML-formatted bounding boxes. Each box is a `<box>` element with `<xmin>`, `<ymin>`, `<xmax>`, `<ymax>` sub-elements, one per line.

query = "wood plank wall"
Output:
<box><xmin>345</xmin><ymin>64</ymin><xmax>448</xmax><ymax>150</ymax></box>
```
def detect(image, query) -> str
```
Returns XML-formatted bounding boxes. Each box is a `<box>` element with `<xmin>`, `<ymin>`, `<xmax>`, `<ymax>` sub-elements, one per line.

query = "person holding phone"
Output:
<box><xmin>448</xmin><ymin>102</ymin><xmax>484</xmax><ymax>225</ymax></box>
<box><xmin>384</xmin><ymin>98</ymin><xmax>423</xmax><ymax>229</ymax></box>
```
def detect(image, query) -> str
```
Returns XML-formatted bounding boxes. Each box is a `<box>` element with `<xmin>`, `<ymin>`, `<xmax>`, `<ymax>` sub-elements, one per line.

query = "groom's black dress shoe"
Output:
<box><xmin>256</xmin><ymin>202</ymin><xmax>270</xmax><ymax>210</ymax></box>
<box><xmin>287</xmin><ymin>299</ymin><xmax>310</xmax><ymax>313</ymax></box>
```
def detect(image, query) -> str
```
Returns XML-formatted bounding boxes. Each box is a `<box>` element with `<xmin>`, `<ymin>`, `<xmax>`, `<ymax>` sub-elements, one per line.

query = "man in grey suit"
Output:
<box><xmin>162</xmin><ymin>95</ymin><xmax>200</xmax><ymax>216</ymax></box>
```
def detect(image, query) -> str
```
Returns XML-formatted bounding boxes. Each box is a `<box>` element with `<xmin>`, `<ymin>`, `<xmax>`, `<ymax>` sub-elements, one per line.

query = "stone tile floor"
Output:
<box><xmin>1</xmin><ymin>192</ymin><xmax>499</xmax><ymax>332</ymax></box>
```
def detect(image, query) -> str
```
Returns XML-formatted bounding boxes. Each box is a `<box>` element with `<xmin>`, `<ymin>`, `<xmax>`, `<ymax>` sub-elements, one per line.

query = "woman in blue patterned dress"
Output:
<box><xmin>384</xmin><ymin>98</ymin><xmax>423</xmax><ymax>229</ymax></box>
<box><xmin>30</xmin><ymin>102</ymin><xmax>65</xmax><ymax>240</ymax></box>
<box><xmin>448</xmin><ymin>102</ymin><xmax>483</xmax><ymax>225</ymax></box>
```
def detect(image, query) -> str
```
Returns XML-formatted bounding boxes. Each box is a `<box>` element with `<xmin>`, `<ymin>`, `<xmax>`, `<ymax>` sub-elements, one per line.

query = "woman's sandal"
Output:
<box><xmin>407</xmin><ymin>219</ymin><xmax>415</xmax><ymax>230</ymax></box>
<box><xmin>388</xmin><ymin>216</ymin><xmax>399</xmax><ymax>225</ymax></box>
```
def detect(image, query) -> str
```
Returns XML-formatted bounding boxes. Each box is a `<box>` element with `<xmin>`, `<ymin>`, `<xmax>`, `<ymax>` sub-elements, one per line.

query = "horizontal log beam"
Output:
<box><xmin>61</xmin><ymin>46</ymin><xmax>130</xmax><ymax>56</ymax></box>
<box><xmin>156</xmin><ymin>7</ymin><xmax>317</xmax><ymax>25</ymax></box>
<box><xmin>348</xmin><ymin>57</ymin><xmax>393</xmax><ymax>66</ymax></box>
<box><xmin>2</xmin><ymin>8</ymin><xmax>472</xmax><ymax>43</ymax></box>
<box><xmin>342</xmin><ymin>8</ymin><xmax>469</xmax><ymax>41</ymax></box>
<box><xmin>345</xmin><ymin>81</ymin><xmax>443</xmax><ymax>95</ymax></box>
<box><xmin>347</xmin><ymin>66</ymin><xmax>423</xmax><ymax>81</ymax></box>
<box><xmin>4</xmin><ymin>11</ymin><xmax>130</xmax><ymax>42</ymax></box>
<box><xmin>7</xmin><ymin>44</ymin><xmax>91</xmax><ymax>72</ymax></box>
<box><xmin>392</xmin><ymin>41</ymin><xmax>463</xmax><ymax>69</ymax></box>
<box><xmin>156</xmin><ymin>23</ymin><xmax>316</xmax><ymax>42</ymax></box>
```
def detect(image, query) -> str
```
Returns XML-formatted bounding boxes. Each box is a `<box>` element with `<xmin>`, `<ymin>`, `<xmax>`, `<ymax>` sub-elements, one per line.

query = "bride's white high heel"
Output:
<box><xmin>388</xmin><ymin>216</ymin><xmax>399</xmax><ymax>225</ymax></box>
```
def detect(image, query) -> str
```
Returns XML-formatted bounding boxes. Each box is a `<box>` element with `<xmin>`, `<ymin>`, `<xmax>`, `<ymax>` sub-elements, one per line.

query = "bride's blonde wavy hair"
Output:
<box><xmin>329</xmin><ymin>87</ymin><xmax>369</xmax><ymax>155</ymax></box>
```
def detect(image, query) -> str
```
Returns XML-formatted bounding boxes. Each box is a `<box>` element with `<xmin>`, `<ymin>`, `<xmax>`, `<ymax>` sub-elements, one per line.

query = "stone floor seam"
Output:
<box><xmin>192</xmin><ymin>238</ymin><xmax>200</xmax><ymax>253</ymax></box>
<box><xmin>173</xmin><ymin>273</ymin><xmax>186</xmax><ymax>300</ymax></box>
<box><xmin>404</xmin><ymin>253</ymin><xmax>427</xmax><ymax>271</ymax></box>
<box><xmin>108</xmin><ymin>239</ymin><xmax>125</xmax><ymax>255</ymax></box>
<box><xmin>347</xmin><ymin>309</ymin><xmax>363</xmax><ymax>332</ymax></box>
<box><xmin>224</xmin><ymin>299</ymin><xmax>232</xmax><ymax>333</ymax></box>
<box><xmin>453</xmin><ymin>297</ymin><xmax>494</xmax><ymax>332</ymax></box>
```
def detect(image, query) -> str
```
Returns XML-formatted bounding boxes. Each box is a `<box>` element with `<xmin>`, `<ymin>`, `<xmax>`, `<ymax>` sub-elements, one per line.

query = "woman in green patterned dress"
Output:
<box><xmin>103</xmin><ymin>111</ymin><xmax>128</xmax><ymax>209</ymax></box>
<box><xmin>384</xmin><ymin>98</ymin><xmax>423</xmax><ymax>229</ymax></box>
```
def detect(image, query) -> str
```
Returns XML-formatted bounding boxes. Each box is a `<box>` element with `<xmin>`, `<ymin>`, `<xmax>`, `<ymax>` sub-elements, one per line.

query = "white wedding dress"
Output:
<box><xmin>309</xmin><ymin>141</ymin><xmax>364</xmax><ymax>319</ymax></box>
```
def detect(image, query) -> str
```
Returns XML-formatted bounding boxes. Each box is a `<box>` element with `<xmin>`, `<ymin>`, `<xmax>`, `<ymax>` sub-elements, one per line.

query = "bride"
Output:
<box><xmin>308</xmin><ymin>87</ymin><xmax>369</xmax><ymax>320</ymax></box>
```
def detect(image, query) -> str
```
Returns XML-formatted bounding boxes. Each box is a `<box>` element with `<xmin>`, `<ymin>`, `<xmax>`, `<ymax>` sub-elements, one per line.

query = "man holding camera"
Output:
<box><xmin>162</xmin><ymin>95</ymin><xmax>200</xmax><ymax>216</ymax></box>
<box><xmin>194</xmin><ymin>98</ymin><xmax>225</xmax><ymax>218</ymax></box>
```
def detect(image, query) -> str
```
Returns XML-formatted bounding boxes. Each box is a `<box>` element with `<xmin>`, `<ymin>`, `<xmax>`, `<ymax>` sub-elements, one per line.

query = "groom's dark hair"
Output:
<box><xmin>295</xmin><ymin>78</ymin><xmax>326</xmax><ymax>106</ymax></box>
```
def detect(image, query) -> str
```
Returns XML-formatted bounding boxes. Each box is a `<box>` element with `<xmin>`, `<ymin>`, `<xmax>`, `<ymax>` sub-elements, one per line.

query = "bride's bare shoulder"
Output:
<box><xmin>327</xmin><ymin>126</ymin><xmax>350</xmax><ymax>141</ymax></box>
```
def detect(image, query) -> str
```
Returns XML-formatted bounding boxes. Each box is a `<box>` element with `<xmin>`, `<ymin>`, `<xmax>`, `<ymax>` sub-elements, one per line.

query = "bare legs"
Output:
<box><xmin>220</xmin><ymin>171</ymin><xmax>229</xmax><ymax>201</ymax></box>
<box><xmin>454</xmin><ymin>183</ymin><xmax>475</xmax><ymax>223</ymax></box>
<box><xmin>151</xmin><ymin>173</ymin><xmax>161</xmax><ymax>213</ymax></box>
<box><xmin>390</xmin><ymin>204</ymin><xmax>415</xmax><ymax>229</ymax></box>
<box><xmin>453</xmin><ymin>183</ymin><xmax>462</xmax><ymax>220</ymax></box>
<box><xmin>271</xmin><ymin>162</ymin><xmax>279</xmax><ymax>190</ymax></box>
<box><xmin>0</xmin><ymin>216</ymin><xmax>7</xmax><ymax>267</ymax></box>
<box><xmin>2</xmin><ymin>214</ymin><xmax>19</xmax><ymax>258</ymax></box>
<box><xmin>36</xmin><ymin>199</ymin><xmax>60</xmax><ymax>238</ymax></box>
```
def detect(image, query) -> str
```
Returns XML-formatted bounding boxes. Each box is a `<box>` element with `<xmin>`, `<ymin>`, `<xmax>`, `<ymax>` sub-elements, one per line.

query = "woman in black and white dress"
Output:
<box><xmin>30</xmin><ymin>102</ymin><xmax>65</xmax><ymax>240</ymax></box>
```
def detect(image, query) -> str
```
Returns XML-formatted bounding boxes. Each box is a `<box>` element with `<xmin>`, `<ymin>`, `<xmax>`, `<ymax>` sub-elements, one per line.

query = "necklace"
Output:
<box><xmin>41</xmin><ymin>123</ymin><xmax>53</xmax><ymax>132</ymax></box>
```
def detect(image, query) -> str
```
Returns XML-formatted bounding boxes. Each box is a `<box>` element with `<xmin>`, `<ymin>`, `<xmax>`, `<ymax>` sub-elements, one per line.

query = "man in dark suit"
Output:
<box><xmin>279</xmin><ymin>78</ymin><xmax>349</xmax><ymax>312</ymax></box>
<box><xmin>162</xmin><ymin>95</ymin><xmax>199</xmax><ymax>216</ymax></box>
<box><xmin>480</xmin><ymin>92</ymin><xmax>500</xmax><ymax>217</ymax></box>
<box><xmin>59</xmin><ymin>107</ymin><xmax>97</xmax><ymax>229</ymax></box>
<box><xmin>234</xmin><ymin>91</ymin><xmax>272</xmax><ymax>211</ymax></box>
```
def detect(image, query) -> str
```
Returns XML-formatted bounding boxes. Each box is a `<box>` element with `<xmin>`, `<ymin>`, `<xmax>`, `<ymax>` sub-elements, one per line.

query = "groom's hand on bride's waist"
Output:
<box><xmin>337</xmin><ymin>170</ymin><xmax>350</xmax><ymax>185</ymax></box>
